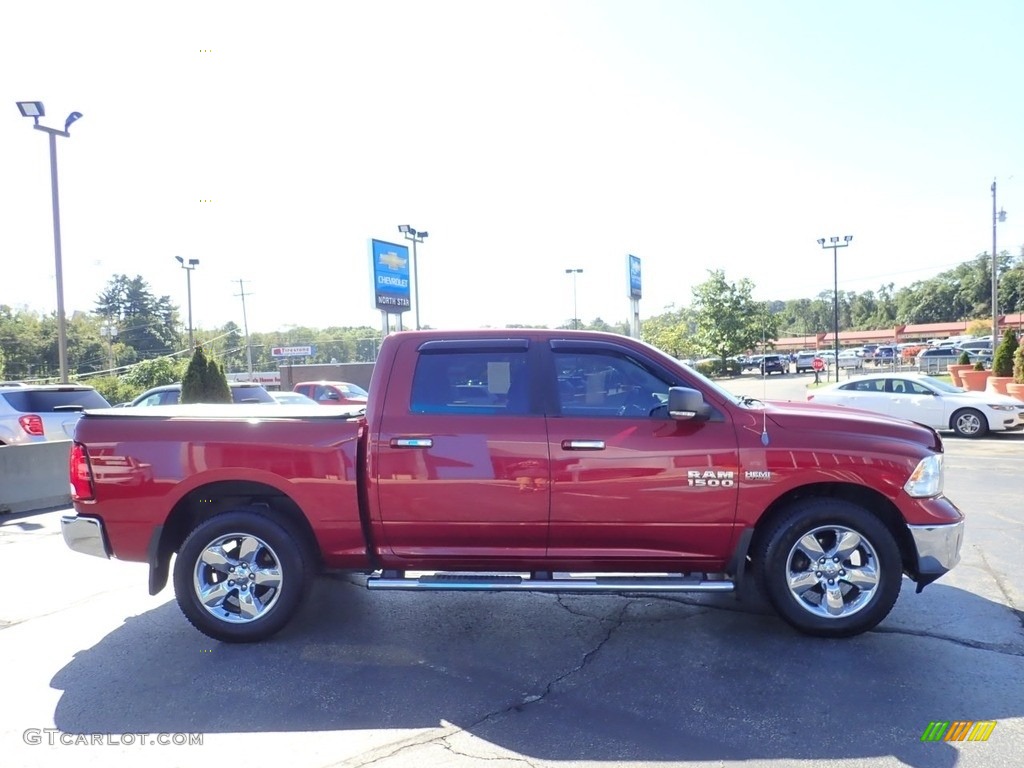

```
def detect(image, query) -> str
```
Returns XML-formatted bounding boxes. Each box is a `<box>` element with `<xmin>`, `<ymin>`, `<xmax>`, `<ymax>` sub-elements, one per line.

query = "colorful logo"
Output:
<box><xmin>921</xmin><ymin>721</ymin><xmax>996</xmax><ymax>742</ymax></box>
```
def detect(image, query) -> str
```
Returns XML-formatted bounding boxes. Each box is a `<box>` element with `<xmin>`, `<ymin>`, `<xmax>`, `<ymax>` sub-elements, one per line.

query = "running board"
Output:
<box><xmin>366</xmin><ymin>571</ymin><xmax>735</xmax><ymax>593</ymax></box>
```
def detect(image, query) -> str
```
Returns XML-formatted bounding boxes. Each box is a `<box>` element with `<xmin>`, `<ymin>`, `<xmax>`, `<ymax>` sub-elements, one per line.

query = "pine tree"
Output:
<box><xmin>993</xmin><ymin>329</ymin><xmax>1019</xmax><ymax>378</ymax></box>
<box><xmin>181</xmin><ymin>346</ymin><xmax>231</xmax><ymax>403</ymax></box>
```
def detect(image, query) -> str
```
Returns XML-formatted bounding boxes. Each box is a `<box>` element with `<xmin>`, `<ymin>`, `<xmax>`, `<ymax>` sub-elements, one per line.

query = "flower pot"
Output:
<box><xmin>1006</xmin><ymin>382</ymin><xmax>1024</xmax><ymax>402</ymax></box>
<box><xmin>986</xmin><ymin>376</ymin><xmax>1013</xmax><ymax>396</ymax></box>
<box><xmin>960</xmin><ymin>369</ymin><xmax>991</xmax><ymax>392</ymax></box>
<box><xmin>947</xmin><ymin>364</ymin><xmax>973</xmax><ymax>387</ymax></box>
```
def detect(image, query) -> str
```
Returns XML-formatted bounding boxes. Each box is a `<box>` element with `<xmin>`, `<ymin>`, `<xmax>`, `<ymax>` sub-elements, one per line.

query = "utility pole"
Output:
<box><xmin>100</xmin><ymin>322</ymin><xmax>118</xmax><ymax>372</ymax></box>
<box><xmin>235</xmin><ymin>279</ymin><xmax>254</xmax><ymax>375</ymax></box>
<box><xmin>991</xmin><ymin>180</ymin><xmax>1007</xmax><ymax>344</ymax></box>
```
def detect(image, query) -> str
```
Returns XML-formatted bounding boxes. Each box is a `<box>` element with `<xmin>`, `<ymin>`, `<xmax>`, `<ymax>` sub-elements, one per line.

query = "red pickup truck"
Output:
<box><xmin>61</xmin><ymin>330</ymin><xmax>964</xmax><ymax>643</ymax></box>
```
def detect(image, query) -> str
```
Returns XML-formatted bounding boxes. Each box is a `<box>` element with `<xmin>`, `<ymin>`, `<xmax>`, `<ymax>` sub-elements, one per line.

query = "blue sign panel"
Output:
<box><xmin>370</xmin><ymin>239</ymin><xmax>411</xmax><ymax>312</ymax></box>
<box><xmin>628</xmin><ymin>254</ymin><xmax>642</xmax><ymax>299</ymax></box>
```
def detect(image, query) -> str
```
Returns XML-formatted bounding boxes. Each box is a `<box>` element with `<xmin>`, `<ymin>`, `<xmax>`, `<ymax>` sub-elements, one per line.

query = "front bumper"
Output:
<box><xmin>907</xmin><ymin>520</ymin><xmax>964</xmax><ymax>589</ymax></box>
<box><xmin>61</xmin><ymin>515</ymin><xmax>110</xmax><ymax>559</ymax></box>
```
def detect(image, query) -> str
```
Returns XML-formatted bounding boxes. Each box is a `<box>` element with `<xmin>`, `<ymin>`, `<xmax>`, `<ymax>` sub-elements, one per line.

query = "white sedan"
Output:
<box><xmin>806</xmin><ymin>372</ymin><xmax>1024</xmax><ymax>438</ymax></box>
<box><xmin>837</xmin><ymin>350</ymin><xmax>864</xmax><ymax>369</ymax></box>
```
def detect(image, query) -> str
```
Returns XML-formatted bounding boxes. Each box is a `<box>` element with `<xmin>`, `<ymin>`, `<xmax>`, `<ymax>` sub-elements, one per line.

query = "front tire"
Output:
<box><xmin>755</xmin><ymin>499</ymin><xmax>902</xmax><ymax>638</ymax></box>
<box><xmin>951</xmin><ymin>408</ymin><xmax>988</xmax><ymax>439</ymax></box>
<box><xmin>173</xmin><ymin>509</ymin><xmax>312</xmax><ymax>643</ymax></box>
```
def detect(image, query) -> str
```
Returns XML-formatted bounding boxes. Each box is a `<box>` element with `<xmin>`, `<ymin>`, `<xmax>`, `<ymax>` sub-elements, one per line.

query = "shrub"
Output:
<box><xmin>973</xmin><ymin>361</ymin><xmax>986</xmax><ymax>371</ymax></box>
<box><xmin>181</xmin><ymin>346</ymin><xmax>231</xmax><ymax>403</ymax></box>
<box><xmin>993</xmin><ymin>329</ymin><xmax>1019</xmax><ymax>377</ymax></box>
<box><xmin>88</xmin><ymin>376</ymin><xmax>139</xmax><ymax>406</ymax></box>
<box><xmin>1014</xmin><ymin>344</ymin><xmax>1024</xmax><ymax>384</ymax></box>
<box><xmin>957</xmin><ymin>350</ymin><xmax>970</xmax><ymax>366</ymax></box>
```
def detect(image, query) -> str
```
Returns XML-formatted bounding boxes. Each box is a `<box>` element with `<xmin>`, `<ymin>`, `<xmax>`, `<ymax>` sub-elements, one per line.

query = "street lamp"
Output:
<box><xmin>991</xmin><ymin>180</ymin><xmax>1007</xmax><ymax>345</ymax></box>
<box><xmin>16</xmin><ymin>101</ymin><xmax>83</xmax><ymax>383</ymax></box>
<box><xmin>175</xmin><ymin>255</ymin><xmax>200</xmax><ymax>348</ymax></box>
<box><xmin>565</xmin><ymin>268</ymin><xmax>583</xmax><ymax>329</ymax></box>
<box><xmin>398</xmin><ymin>224</ymin><xmax>428</xmax><ymax>330</ymax></box>
<box><xmin>817</xmin><ymin>235</ymin><xmax>853</xmax><ymax>377</ymax></box>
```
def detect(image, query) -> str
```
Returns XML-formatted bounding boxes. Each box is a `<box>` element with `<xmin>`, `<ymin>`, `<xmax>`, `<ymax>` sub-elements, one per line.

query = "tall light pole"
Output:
<box><xmin>175</xmin><ymin>255</ymin><xmax>200</xmax><ymax>348</ymax></box>
<box><xmin>398</xmin><ymin>225</ymin><xmax>428</xmax><ymax>330</ymax></box>
<box><xmin>16</xmin><ymin>101</ymin><xmax>83</xmax><ymax>383</ymax></box>
<box><xmin>991</xmin><ymin>180</ymin><xmax>1007</xmax><ymax>344</ymax></box>
<box><xmin>817</xmin><ymin>236</ymin><xmax>853</xmax><ymax>376</ymax></box>
<box><xmin>565</xmin><ymin>268</ymin><xmax>583</xmax><ymax>329</ymax></box>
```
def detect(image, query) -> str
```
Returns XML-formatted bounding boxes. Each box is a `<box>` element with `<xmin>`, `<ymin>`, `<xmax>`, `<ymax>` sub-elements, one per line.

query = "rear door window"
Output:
<box><xmin>411</xmin><ymin>351</ymin><xmax>531</xmax><ymax>414</ymax></box>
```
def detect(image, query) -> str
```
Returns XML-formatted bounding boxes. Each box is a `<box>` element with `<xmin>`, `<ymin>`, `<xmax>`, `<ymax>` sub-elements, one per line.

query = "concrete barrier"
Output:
<box><xmin>0</xmin><ymin>441</ymin><xmax>72</xmax><ymax>514</ymax></box>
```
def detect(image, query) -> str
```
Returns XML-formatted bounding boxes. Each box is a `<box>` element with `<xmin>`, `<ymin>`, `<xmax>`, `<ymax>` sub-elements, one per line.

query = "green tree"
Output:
<box><xmin>96</xmin><ymin>275</ymin><xmax>179</xmax><ymax>359</ymax></box>
<box><xmin>89</xmin><ymin>375</ymin><xmax>140</xmax><ymax>406</ymax></box>
<box><xmin>641</xmin><ymin>305</ymin><xmax>697</xmax><ymax>359</ymax></box>
<box><xmin>0</xmin><ymin>306</ymin><xmax>50</xmax><ymax>379</ymax></box>
<box><xmin>122</xmin><ymin>355</ymin><xmax>188</xmax><ymax>392</ymax></box>
<box><xmin>691</xmin><ymin>271</ymin><xmax>779</xmax><ymax>367</ymax></box>
<box><xmin>181</xmin><ymin>346</ymin><xmax>230</xmax><ymax>403</ymax></box>
<box><xmin>993</xmin><ymin>329</ymin><xmax>1019</xmax><ymax>378</ymax></box>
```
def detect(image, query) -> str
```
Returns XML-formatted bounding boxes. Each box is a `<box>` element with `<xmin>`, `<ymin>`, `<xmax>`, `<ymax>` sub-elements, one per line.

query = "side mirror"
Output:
<box><xmin>667</xmin><ymin>386</ymin><xmax>711</xmax><ymax>421</ymax></box>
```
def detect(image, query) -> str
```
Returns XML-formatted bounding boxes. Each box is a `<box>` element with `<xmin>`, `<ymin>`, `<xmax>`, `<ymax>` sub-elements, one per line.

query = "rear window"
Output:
<box><xmin>1</xmin><ymin>388</ymin><xmax>110</xmax><ymax>412</ymax></box>
<box><xmin>230</xmin><ymin>385</ymin><xmax>275</xmax><ymax>404</ymax></box>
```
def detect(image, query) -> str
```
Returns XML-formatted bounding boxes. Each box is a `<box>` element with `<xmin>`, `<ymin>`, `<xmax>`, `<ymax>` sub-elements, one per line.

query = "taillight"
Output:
<box><xmin>69</xmin><ymin>442</ymin><xmax>95</xmax><ymax>501</ymax></box>
<box><xmin>19</xmin><ymin>414</ymin><xmax>44</xmax><ymax>436</ymax></box>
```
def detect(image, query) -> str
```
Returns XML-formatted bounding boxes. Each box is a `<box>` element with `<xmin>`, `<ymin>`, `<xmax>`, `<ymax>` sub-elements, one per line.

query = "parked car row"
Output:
<box><xmin>124</xmin><ymin>380</ymin><xmax>369</xmax><ymax>408</ymax></box>
<box><xmin>0</xmin><ymin>379</ymin><xmax>370</xmax><ymax>445</ymax></box>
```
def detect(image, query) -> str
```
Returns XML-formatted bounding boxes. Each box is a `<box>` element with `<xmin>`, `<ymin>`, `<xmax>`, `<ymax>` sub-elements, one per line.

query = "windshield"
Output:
<box><xmin>927</xmin><ymin>378</ymin><xmax>965</xmax><ymax>394</ymax></box>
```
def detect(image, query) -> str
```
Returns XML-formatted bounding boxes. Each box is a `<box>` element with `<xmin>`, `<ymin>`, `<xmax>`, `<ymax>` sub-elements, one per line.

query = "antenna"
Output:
<box><xmin>761</xmin><ymin>323</ymin><xmax>770</xmax><ymax>446</ymax></box>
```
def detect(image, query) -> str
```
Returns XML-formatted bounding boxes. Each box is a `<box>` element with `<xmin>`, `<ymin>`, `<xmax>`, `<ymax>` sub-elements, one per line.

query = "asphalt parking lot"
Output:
<box><xmin>0</xmin><ymin>372</ymin><xmax>1020</xmax><ymax>768</ymax></box>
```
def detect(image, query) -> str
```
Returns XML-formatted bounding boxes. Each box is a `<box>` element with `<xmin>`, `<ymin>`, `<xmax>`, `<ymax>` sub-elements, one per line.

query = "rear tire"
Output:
<box><xmin>755</xmin><ymin>499</ymin><xmax>902</xmax><ymax>638</ymax></box>
<box><xmin>173</xmin><ymin>509</ymin><xmax>312</xmax><ymax>643</ymax></box>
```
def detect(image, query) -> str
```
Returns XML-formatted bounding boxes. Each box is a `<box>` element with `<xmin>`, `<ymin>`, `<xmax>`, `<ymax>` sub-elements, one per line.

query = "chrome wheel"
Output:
<box><xmin>784</xmin><ymin>524</ymin><xmax>880</xmax><ymax>619</ymax></box>
<box><xmin>192</xmin><ymin>532</ymin><xmax>283</xmax><ymax>624</ymax></box>
<box><xmin>952</xmin><ymin>409</ymin><xmax>986</xmax><ymax>438</ymax></box>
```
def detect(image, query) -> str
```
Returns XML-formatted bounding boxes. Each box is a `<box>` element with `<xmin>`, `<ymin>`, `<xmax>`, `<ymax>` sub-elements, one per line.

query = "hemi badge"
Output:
<box><xmin>745</xmin><ymin>470</ymin><xmax>772</xmax><ymax>480</ymax></box>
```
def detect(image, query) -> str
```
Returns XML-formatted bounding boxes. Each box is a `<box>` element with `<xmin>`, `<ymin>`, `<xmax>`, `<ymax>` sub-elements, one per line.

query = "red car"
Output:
<box><xmin>292</xmin><ymin>380</ymin><xmax>368</xmax><ymax>406</ymax></box>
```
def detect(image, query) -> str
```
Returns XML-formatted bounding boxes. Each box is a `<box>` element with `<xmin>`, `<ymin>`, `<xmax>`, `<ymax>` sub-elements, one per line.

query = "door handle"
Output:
<box><xmin>391</xmin><ymin>437</ymin><xmax>433</xmax><ymax>448</ymax></box>
<box><xmin>561</xmin><ymin>439</ymin><xmax>605</xmax><ymax>451</ymax></box>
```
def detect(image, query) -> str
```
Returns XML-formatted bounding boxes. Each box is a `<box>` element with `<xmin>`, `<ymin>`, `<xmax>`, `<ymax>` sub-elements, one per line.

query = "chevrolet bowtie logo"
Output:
<box><xmin>378</xmin><ymin>251</ymin><xmax>407</xmax><ymax>270</ymax></box>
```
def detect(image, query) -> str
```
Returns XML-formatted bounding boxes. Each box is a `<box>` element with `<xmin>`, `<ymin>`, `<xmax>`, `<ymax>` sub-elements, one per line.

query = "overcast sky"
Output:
<box><xmin>3</xmin><ymin>0</ymin><xmax>1023</xmax><ymax>334</ymax></box>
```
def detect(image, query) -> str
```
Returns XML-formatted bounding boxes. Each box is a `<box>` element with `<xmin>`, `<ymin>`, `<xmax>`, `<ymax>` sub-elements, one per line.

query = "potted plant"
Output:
<box><xmin>948</xmin><ymin>350</ymin><xmax>973</xmax><ymax>388</ymax></box>
<box><xmin>1008</xmin><ymin>344</ymin><xmax>1024</xmax><ymax>401</ymax></box>
<box><xmin>960</xmin><ymin>360</ymin><xmax>992</xmax><ymax>392</ymax></box>
<box><xmin>986</xmin><ymin>329</ymin><xmax>1019</xmax><ymax>395</ymax></box>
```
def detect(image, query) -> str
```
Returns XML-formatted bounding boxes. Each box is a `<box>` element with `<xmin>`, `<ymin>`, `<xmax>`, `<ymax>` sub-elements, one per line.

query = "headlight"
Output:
<box><xmin>987</xmin><ymin>404</ymin><xmax>1017</xmax><ymax>411</ymax></box>
<box><xmin>904</xmin><ymin>454</ymin><xmax>944</xmax><ymax>498</ymax></box>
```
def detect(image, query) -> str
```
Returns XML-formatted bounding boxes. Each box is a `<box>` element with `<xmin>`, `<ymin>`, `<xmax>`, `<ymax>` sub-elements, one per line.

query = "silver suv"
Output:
<box><xmin>0</xmin><ymin>384</ymin><xmax>111</xmax><ymax>445</ymax></box>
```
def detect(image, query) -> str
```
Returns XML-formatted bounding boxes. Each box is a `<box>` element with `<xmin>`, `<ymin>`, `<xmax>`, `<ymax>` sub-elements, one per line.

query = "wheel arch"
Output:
<box><xmin>148</xmin><ymin>480</ymin><xmax>321</xmax><ymax>595</ymax></box>
<box><xmin>742</xmin><ymin>482</ymin><xmax>917</xmax><ymax>579</ymax></box>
